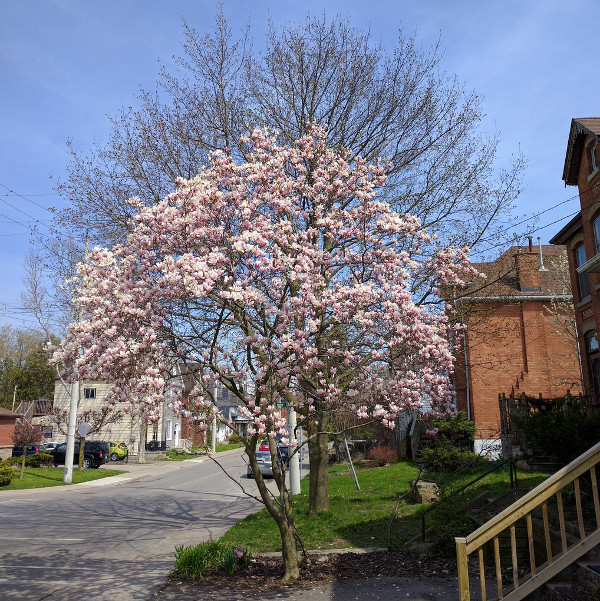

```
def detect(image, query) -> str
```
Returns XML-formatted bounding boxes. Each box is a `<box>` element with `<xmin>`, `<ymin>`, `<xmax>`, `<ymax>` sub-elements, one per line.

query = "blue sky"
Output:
<box><xmin>1</xmin><ymin>0</ymin><xmax>599</xmax><ymax>330</ymax></box>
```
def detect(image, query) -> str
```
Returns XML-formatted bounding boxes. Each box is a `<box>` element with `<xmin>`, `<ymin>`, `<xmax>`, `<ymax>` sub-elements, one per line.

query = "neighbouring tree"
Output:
<box><xmin>542</xmin><ymin>255</ymin><xmax>583</xmax><ymax>391</ymax></box>
<box><xmin>52</xmin><ymin>127</ymin><xmax>477</xmax><ymax>579</ymax></box>
<box><xmin>0</xmin><ymin>326</ymin><xmax>56</xmax><ymax>410</ymax></box>
<box><xmin>21</xmin><ymin>249</ymin><xmax>75</xmax><ymax>339</ymax></box>
<box><xmin>55</xmin><ymin>10</ymin><xmax>523</xmax><ymax>267</ymax></box>
<box><xmin>50</xmin><ymin>9</ymin><xmax>523</xmax><ymax>513</ymax></box>
<box><xmin>12</xmin><ymin>420</ymin><xmax>44</xmax><ymax>479</ymax></box>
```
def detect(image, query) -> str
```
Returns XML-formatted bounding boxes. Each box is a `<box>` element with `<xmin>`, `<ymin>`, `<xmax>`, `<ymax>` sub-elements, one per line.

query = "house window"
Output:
<box><xmin>166</xmin><ymin>419</ymin><xmax>173</xmax><ymax>440</ymax></box>
<box><xmin>590</xmin><ymin>142</ymin><xmax>599</xmax><ymax>173</ymax></box>
<box><xmin>586</xmin><ymin>330</ymin><xmax>600</xmax><ymax>404</ymax></box>
<box><xmin>83</xmin><ymin>387</ymin><xmax>97</xmax><ymax>399</ymax></box>
<box><xmin>43</xmin><ymin>426</ymin><xmax>53</xmax><ymax>439</ymax></box>
<box><xmin>585</xmin><ymin>330</ymin><xmax>599</xmax><ymax>353</ymax></box>
<box><xmin>575</xmin><ymin>244</ymin><xmax>591</xmax><ymax>299</ymax></box>
<box><xmin>594</xmin><ymin>218</ymin><xmax>600</xmax><ymax>255</ymax></box>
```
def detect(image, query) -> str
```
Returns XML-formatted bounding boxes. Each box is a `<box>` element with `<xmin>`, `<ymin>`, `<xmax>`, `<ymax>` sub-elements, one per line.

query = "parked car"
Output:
<box><xmin>51</xmin><ymin>441</ymin><xmax>109</xmax><ymax>469</ymax></box>
<box><xmin>43</xmin><ymin>442</ymin><xmax>62</xmax><ymax>453</ymax></box>
<box><xmin>247</xmin><ymin>450</ymin><xmax>275</xmax><ymax>478</ymax></box>
<box><xmin>258</xmin><ymin>434</ymin><xmax>289</xmax><ymax>461</ymax></box>
<box><xmin>11</xmin><ymin>444</ymin><xmax>42</xmax><ymax>457</ymax></box>
<box><xmin>108</xmin><ymin>441</ymin><xmax>128</xmax><ymax>461</ymax></box>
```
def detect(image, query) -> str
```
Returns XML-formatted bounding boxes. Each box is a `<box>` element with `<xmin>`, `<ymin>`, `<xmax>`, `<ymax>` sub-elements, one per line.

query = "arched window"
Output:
<box><xmin>575</xmin><ymin>244</ymin><xmax>591</xmax><ymax>299</ymax></box>
<box><xmin>585</xmin><ymin>329</ymin><xmax>599</xmax><ymax>353</ymax></box>
<box><xmin>594</xmin><ymin>216</ymin><xmax>600</xmax><ymax>255</ymax></box>
<box><xmin>585</xmin><ymin>330</ymin><xmax>600</xmax><ymax>404</ymax></box>
<box><xmin>590</xmin><ymin>142</ymin><xmax>599</xmax><ymax>173</ymax></box>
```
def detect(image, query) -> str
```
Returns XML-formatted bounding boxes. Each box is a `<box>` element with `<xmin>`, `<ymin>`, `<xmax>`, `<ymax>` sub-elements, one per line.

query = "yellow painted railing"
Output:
<box><xmin>456</xmin><ymin>441</ymin><xmax>600</xmax><ymax>601</ymax></box>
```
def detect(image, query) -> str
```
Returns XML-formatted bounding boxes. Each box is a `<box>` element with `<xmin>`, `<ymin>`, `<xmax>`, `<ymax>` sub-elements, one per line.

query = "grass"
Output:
<box><xmin>0</xmin><ymin>466</ymin><xmax>126</xmax><ymax>491</ymax></box>
<box><xmin>219</xmin><ymin>460</ymin><xmax>553</xmax><ymax>553</ymax></box>
<box><xmin>161</xmin><ymin>443</ymin><xmax>244</xmax><ymax>461</ymax></box>
<box><xmin>215</xmin><ymin>442</ymin><xmax>244</xmax><ymax>453</ymax></box>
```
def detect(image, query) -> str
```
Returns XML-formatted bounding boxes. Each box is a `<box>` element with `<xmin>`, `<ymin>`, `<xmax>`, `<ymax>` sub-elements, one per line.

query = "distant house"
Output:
<box><xmin>451</xmin><ymin>242</ymin><xmax>582</xmax><ymax>455</ymax></box>
<box><xmin>38</xmin><ymin>378</ymin><xmax>183</xmax><ymax>456</ymax></box>
<box><xmin>178</xmin><ymin>364</ymin><xmax>251</xmax><ymax>446</ymax></box>
<box><xmin>0</xmin><ymin>407</ymin><xmax>23</xmax><ymax>459</ymax></box>
<box><xmin>550</xmin><ymin>118</ymin><xmax>600</xmax><ymax>404</ymax></box>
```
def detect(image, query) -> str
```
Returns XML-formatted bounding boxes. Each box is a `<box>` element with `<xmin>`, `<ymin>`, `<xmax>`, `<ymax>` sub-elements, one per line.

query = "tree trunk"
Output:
<box><xmin>248</xmin><ymin>446</ymin><xmax>301</xmax><ymax>581</ymax></box>
<box><xmin>307</xmin><ymin>411</ymin><xmax>330</xmax><ymax>514</ymax></box>
<box><xmin>20</xmin><ymin>449</ymin><xmax>26</xmax><ymax>479</ymax></box>
<box><xmin>78</xmin><ymin>436</ymin><xmax>85</xmax><ymax>470</ymax></box>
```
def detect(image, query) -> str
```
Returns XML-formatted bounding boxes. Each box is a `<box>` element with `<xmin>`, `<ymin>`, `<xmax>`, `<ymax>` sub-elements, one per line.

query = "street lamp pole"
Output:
<box><xmin>288</xmin><ymin>407</ymin><xmax>301</xmax><ymax>495</ymax></box>
<box><xmin>211</xmin><ymin>378</ymin><xmax>217</xmax><ymax>453</ymax></box>
<box><xmin>64</xmin><ymin>235</ymin><xmax>89</xmax><ymax>484</ymax></box>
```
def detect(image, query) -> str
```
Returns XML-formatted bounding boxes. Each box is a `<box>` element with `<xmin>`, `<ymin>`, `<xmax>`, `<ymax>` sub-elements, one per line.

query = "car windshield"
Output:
<box><xmin>254</xmin><ymin>451</ymin><xmax>272</xmax><ymax>461</ymax></box>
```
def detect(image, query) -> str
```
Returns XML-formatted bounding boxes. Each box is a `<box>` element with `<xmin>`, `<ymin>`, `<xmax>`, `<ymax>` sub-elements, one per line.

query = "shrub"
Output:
<box><xmin>514</xmin><ymin>405</ymin><xmax>600</xmax><ymax>466</ymax></box>
<box><xmin>421</xmin><ymin>441</ymin><xmax>479</xmax><ymax>473</ymax></box>
<box><xmin>367</xmin><ymin>446</ymin><xmax>397</xmax><ymax>466</ymax></box>
<box><xmin>426</xmin><ymin>492</ymin><xmax>473</xmax><ymax>554</ymax></box>
<box><xmin>0</xmin><ymin>465</ymin><xmax>14</xmax><ymax>487</ymax></box>
<box><xmin>25</xmin><ymin>452</ymin><xmax>54</xmax><ymax>468</ymax></box>
<box><xmin>430</xmin><ymin>411</ymin><xmax>475</xmax><ymax>448</ymax></box>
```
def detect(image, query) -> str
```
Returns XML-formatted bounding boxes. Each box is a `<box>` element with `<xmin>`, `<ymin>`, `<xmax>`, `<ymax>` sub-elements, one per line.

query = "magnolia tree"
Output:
<box><xmin>53</xmin><ymin>126</ymin><xmax>476</xmax><ymax>580</ymax></box>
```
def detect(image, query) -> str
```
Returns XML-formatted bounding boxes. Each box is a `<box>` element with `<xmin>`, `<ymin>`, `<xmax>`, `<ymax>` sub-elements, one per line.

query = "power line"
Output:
<box><xmin>0</xmin><ymin>182</ymin><xmax>57</xmax><ymax>214</ymax></box>
<box><xmin>0</xmin><ymin>193</ymin><xmax>60</xmax><ymax>197</ymax></box>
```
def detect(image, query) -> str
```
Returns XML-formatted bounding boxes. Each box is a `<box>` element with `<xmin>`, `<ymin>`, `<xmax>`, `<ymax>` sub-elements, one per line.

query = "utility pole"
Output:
<box><xmin>11</xmin><ymin>385</ymin><xmax>17</xmax><ymax>412</ymax></box>
<box><xmin>64</xmin><ymin>235</ymin><xmax>89</xmax><ymax>484</ymax></box>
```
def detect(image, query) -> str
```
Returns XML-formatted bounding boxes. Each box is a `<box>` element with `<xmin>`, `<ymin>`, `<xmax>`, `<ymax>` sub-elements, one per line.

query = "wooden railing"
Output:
<box><xmin>455</xmin><ymin>441</ymin><xmax>600</xmax><ymax>601</ymax></box>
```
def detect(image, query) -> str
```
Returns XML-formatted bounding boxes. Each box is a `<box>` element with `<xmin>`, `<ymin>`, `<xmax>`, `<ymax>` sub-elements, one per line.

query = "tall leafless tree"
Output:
<box><xmin>50</xmin><ymin>9</ymin><xmax>525</xmax><ymax>513</ymax></box>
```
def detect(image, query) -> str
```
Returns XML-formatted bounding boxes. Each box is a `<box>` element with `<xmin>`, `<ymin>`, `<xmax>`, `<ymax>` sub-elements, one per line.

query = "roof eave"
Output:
<box><xmin>563</xmin><ymin>118</ymin><xmax>600</xmax><ymax>185</ymax></box>
<box><xmin>550</xmin><ymin>211</ymin><xmax>582</xmax><ymax>245</ymax></box>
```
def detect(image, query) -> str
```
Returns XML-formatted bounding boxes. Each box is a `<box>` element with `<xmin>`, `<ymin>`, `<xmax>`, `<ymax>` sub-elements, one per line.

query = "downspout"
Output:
<box><xmin>463</xmin><ymin>334</ymin><xmax>472</xmax><ymax>421</ymax></box>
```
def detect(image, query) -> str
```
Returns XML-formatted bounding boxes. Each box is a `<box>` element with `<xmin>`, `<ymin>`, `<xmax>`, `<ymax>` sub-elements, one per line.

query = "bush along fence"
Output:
<box><xmin>498</xmin><ymin>391</ymin><xmax>596</xmax><ymax>463</ymax></box>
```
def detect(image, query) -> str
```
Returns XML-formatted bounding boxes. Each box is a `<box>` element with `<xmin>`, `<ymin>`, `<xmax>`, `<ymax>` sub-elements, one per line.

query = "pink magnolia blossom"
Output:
<box><xmin>52</xmin><ymin>125</ymin><xmax>475</xmax><ymax>433</ymax></box>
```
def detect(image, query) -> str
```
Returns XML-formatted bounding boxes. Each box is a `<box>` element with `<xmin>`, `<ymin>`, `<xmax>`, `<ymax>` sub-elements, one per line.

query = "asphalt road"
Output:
<box><xmin>0</xmin><ymin>450</ymin><xmax>270</xmax><ymax>601</ymax></box>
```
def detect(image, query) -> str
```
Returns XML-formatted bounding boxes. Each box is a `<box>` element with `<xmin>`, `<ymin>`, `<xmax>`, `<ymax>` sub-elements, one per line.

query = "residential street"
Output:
<box><xmin>0</xmin><ymin>451</ymin><xmax>269</xmax><ymax>601</ymax></box>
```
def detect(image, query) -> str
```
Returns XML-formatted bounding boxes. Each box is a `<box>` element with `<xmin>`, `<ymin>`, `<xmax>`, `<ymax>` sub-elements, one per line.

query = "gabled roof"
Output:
<box><xmin>461</xmin><ymin>245</ymin><xmax>570</xmax><ymax>299</ymax></box>
<box><xmin>549</xmin><ymin>211</ymin><xmax>582</xmax><ymax>245</ymax></box>
<box><xmin>563</xmin><ymin>118</ymin><xmax>600</xmax><ymax>185</ymax></box>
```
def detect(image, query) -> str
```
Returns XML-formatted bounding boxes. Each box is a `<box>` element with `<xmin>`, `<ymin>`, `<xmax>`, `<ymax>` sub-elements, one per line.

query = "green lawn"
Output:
<box><xmin>219</xmin><ymin>460</ymin><xmax>552</xmax><ymax>553</ymax></box>
<box><xmin>160</xmin><ymin>444</ymin><xmax>244</xmax><ymax>461</ymax></box>
<box><xmin>0</xmin><ymin>467</ymin><xmax>126</xmax><ymax>491</ymax></box>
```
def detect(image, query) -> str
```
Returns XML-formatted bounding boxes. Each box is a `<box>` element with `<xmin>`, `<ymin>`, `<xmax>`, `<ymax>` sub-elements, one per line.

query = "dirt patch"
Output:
<box><xmin>161</xmin><ymin>550</ymin><xmax>457</xmax><ymax>594</ymax></box>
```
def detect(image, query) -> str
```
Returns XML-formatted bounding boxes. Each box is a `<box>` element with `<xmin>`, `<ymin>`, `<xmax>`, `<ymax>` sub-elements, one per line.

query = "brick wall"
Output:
<box><xmin>455</xmin><ymin>299</ymin><xmax>581</xmax><ymax>441</ymax></box>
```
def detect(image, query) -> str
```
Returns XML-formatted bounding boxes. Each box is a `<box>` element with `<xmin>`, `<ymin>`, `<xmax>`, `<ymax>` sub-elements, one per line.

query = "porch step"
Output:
<box><xmin>536</xmin><ymin>553</ymin><xmax>600</xmax><ymax>599</ymax></box>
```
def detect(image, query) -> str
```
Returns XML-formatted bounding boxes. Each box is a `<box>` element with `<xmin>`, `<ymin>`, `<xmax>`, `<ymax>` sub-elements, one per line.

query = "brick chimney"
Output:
<box><xmin>514</xmin><ymin>239</ymin><xmax>541</xmax><ymax>293</ymax></box>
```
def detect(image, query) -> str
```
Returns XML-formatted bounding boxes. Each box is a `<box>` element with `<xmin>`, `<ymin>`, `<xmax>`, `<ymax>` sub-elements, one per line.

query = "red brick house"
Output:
<box><xmin>0</xmin><ymin>407</ymin><xmax>22</xmax><ymax>459</ymax></box>
<box><xmin>452</xmin><ymin>242</ymin><xmax>582</xmax><ymax>455</ymax></box>
<box><xmin>550</xmin><ymin>118</ymin><xmax>600</xmax><ymax>404</ymax></box>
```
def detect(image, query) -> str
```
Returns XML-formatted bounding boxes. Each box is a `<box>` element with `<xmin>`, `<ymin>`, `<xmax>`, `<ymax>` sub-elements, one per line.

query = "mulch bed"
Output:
<box><xmin>164</xmin><ymin>550</ymin><xmax>457</xmax><ymax>593</ymax></box>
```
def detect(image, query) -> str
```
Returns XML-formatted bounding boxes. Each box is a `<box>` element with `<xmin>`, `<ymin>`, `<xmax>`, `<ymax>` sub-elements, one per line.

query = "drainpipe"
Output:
<box><xmin>463</xmin><ymin>335</ymin><xmax>472</xmax><ymax>421</ymax></box>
